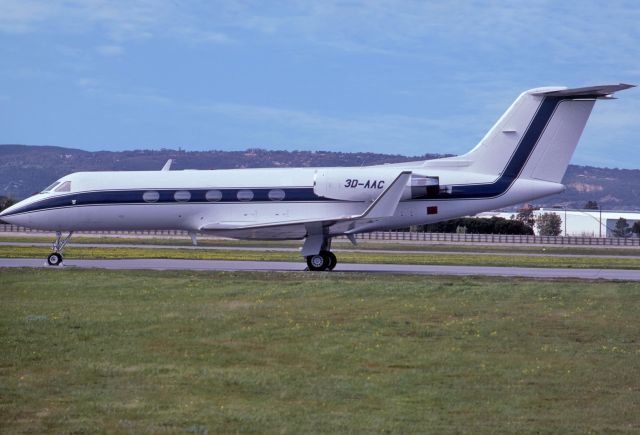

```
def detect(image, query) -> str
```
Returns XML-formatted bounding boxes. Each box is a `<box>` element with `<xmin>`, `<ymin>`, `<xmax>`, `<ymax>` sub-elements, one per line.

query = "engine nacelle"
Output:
<box><xmin>313</xmin><ymin>168</ymin><xmax>440</xmax><ymax>201</ymax></box>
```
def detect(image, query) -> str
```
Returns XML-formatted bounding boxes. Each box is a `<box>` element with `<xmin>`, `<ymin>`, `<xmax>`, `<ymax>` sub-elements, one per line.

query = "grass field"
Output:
<box><xmin>1</xmin><ymin>269</ymin><xmax>639</xmax><ymax>433</ymax></box>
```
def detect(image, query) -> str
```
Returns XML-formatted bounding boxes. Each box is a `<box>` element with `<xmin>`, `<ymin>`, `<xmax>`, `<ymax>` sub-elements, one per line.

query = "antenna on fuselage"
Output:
<box><xmin>161</xmin><ymin>159</ymin><xmax>172</xmax><ymax>171</ymax></box>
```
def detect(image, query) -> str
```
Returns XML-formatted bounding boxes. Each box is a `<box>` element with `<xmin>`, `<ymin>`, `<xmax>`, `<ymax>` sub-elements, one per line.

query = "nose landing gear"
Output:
<box><xmin>47</xmin><ymin>252</ymin><xmax>63</xmax><ymax>266</ymax></box>
<box><xmin>47</xmin><ymin>231</ymin><xmax>73</xmax><ymax>266</ymax></box>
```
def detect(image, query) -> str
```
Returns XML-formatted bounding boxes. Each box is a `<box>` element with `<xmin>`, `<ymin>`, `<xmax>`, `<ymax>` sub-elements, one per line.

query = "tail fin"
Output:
<box><xmin>433</xmin><ymin>84</ymin><xmax>634</xmax><ymax>183</ymax></box>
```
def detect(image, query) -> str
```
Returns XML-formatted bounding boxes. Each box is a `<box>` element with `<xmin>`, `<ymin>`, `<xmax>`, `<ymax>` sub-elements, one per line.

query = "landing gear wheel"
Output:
<box><xmin>47</xmin><ymin>252</ymin><xmax>63</xmax><ymax>266</ymax></box>
<box><xmin>306</xmin><ymin>251</ymin><xmax>337</xmax><ymax>271</ymax></box>
<box><xmin>307</xmin><ymin>253</ymin><xmax>328</xmax><ymax>271</ymax></box>
<box><xmin>326</xmin><ymin>251</ymin><xmax>337</xmax><ymax>271</ymax></box>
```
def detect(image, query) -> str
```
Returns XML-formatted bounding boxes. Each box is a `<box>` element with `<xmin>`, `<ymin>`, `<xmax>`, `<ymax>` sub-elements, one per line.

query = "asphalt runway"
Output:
<box><xmin>2</xmin><ymin>257</ymin><xmax>639</xmax><ymax>281</ymax></box>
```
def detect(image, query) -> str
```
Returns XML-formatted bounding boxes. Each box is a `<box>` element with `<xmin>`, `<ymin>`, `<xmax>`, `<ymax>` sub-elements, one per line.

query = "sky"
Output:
<box><xmin>0</xmin><ymin>0</ymin><xmax>639</xmax><ymax>168</ymax></box>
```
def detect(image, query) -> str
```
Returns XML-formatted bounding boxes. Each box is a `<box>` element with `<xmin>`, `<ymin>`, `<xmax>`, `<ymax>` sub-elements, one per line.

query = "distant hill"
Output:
<box><xmin>1</xmin><ymin>144</ymin><xmax>638</xmax><ymax>210</ymax></box>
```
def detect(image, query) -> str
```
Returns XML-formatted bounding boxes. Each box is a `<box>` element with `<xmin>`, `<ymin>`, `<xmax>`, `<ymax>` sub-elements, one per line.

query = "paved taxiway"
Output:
<box><xmin>1</xmin><ymin>258</ymin><xmax>639</xmax><ymax>280</ymax></box>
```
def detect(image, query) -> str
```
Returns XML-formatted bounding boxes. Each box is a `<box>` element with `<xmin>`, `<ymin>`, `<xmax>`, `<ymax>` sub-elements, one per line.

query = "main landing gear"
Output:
<box><xmin>302</xmin><ymin>234</ymin><xmax>338</xmax><ymax>271</ymax></box>
<box><xmin>47</xmin><ymin>231</ymin><xmax>73</xmax><ymax>266</ymax></box>
<box><xmin>306</xmin><ymin>250</ymin><xmax>337</xmax><ymax>272</ymax></box>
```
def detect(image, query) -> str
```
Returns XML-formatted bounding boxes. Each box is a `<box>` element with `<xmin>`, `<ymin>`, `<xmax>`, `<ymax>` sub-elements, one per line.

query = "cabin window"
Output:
<box><xmin>54</xmin><ymin>181</ymin><xmax>71</xmax><ymax>192</ymax></box>
<box><xmin>237</xmin><ymin>190</ymin><xmax>254</xmax><ymax>201</ymax></box>
<box><xmin>143</xmin><ymin>191</ymin><xmax>160</xmax><ymax>203</ymax></box>
<box><xmin>174</xmin><ymin>190</ymin><xmax>191</xmax><ymax>202</ymax></box>
<box><xmin>205</xmin><ymin>190</ymin><xmax>223</xmax><ymax>202</ymax></box>
<box><xmin>268</xmin><ymin>189</ymin><xmax>285</xmax><ymax>201</ymax></box>
<box><xmin>42</xmin><ymin>181</ymin><xmax>61</xmax><ymax>193</ymax></box>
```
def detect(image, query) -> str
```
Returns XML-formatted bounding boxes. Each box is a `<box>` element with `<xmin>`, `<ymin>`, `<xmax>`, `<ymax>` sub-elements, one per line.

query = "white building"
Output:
<box><xmin>478</xmin><ymin>209</ymin><xmax>640</xmax><ymax>237</ymax></box>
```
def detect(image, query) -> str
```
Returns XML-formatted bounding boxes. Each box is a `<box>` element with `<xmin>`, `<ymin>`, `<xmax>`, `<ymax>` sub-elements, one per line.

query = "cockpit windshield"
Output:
<box><xmin>41</xmin><ymin>181</ymin><xmax>61</xmax><ymax>193</ymax></box>
<box><xmin>41</xmin><ymin>180</ymin><xmax>72</xmax><ymax>193</ymax></box>
<box><xmin>54</xmin><ymin>181</ymin><xmax>71</xmax><ymax>192</ymax></box>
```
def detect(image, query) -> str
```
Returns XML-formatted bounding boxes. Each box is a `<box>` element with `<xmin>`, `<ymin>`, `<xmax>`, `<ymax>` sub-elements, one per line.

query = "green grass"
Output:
<box><xmin>1</xmin><ymin>244</ymin><xmax>640</xmax><ymax>269</ymax></box>
<box><xmin>2</xmin><ymin>234</ymin><xmax>640</xmax><ymax>256</ymax></box>
<box><xmin>1</xmin><ymin>269</ymin><xmax>639</xmax><ymax>433</ymax></box>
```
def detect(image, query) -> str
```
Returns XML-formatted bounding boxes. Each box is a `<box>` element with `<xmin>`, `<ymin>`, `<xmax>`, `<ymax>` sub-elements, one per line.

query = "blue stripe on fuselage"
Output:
<box><xmin>3</xmin><ymin>187</ymin><xmax>327</xmax><ymax>216</ymax></box>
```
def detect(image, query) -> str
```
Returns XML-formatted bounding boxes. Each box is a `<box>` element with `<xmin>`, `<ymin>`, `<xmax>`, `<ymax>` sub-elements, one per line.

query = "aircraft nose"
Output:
<box><xmin>0</xmin><ymin>204</ymin><xmax>16</xmax><ymax>217</ymax></box>
<box><xmin>0</xmin><ymin>202</ymin><xmax>27</xmax><ymax>224</ymax></box>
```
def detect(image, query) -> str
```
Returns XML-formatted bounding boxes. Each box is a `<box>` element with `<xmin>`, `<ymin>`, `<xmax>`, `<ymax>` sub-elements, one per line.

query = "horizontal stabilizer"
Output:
<box><xmin>532</xmin><ymin>83</ymin><xmax>635</xmax><ymax>98</ymax></box>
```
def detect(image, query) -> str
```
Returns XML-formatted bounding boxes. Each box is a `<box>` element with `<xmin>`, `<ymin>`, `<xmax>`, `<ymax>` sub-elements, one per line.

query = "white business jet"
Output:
<box><xmin>1</xmin><ymin>84</ymin><xmax>634</xmax><ymax>270</ymax></box>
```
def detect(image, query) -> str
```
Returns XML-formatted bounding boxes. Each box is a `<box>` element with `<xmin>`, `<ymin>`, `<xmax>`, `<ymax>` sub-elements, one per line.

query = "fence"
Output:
<box><xmin>1</xmin><ymin>224</ymin><xmax>638</xmax><ymax>246</ymax></box>
<box><xmin>350</xmin><ymin>231</ymin><xmax>640</xmax><ymax>246</ymax></box>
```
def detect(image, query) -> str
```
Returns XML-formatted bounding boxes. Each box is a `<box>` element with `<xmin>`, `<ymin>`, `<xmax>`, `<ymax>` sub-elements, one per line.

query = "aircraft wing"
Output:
<box><xmin>199</xmin><ymin>171</ymin><xmax>412</xmax><ymax>237</ymax></box>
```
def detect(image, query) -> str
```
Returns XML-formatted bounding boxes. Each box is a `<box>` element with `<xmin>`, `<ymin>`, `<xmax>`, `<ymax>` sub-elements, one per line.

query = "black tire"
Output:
<box><xmin>306</xmin><ymin>252</ymin><xmax>329</xmax><ymax>271</ymax></box>
<box><xmin>47</xmin><ymin>252</ymin><xmax>63</xmax><ymax>266</ymax></box>
<box><xmin>326</xmin><ymin>251</ymin><xmax>337</xmax><ymax>271</ymax></box>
